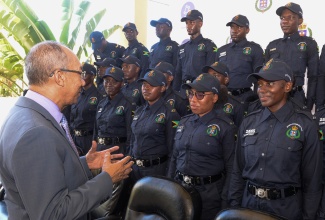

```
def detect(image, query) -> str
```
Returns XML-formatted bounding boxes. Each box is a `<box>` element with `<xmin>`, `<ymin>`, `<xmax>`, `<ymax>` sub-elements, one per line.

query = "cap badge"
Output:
<box><xmin>110</xmin><ymin>67</ymin><xmax>116</xmax><ymax>73</ymax></box>
<box><xmin>212</xmin><ymin>62</ymin><xmax>219</xmax><ymax>67</ymax></box>
<box><xmin>234</xmin><ymin>15</ymin><xmax>240</xmax><ymax>20</ymax></box>
<box><xmin>187</xmin><ymin>10</ymin><xmax>192</xmax><ymax>16</ymax></box>
<box><xmin>263</xmin><ymin>59</ymin><xmax>273</xmax><ymax>71</ymax></box>
<box><xmin>196</xmin><ymin>74</ymin><xmax>204</xmax><ymax>81</ymax></box>
<box><xmin>286</xmin><ymin>2</ymin><xmax>292</xmax><ymax>7</ymax></box>
<box><xmin>127</xmin><ymin>22</ymin><xmax>131</xmax><ymax>27</ymax></box>
<box><xmin>148</xmin><ymin>70</ymin><xmax>155</xmax><ymax>77</ymax></box>
<box><xmin>91</xmin><ymin>37</ymin><xmax>96</xmax><ymax>43</ymax></box>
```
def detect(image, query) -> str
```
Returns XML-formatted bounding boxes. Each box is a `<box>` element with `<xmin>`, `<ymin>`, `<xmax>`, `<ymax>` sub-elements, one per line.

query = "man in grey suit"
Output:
<box><xmin>0</xmin><ymin>41</ymin><xmax>133</xmax><ymax>220</ymax></box>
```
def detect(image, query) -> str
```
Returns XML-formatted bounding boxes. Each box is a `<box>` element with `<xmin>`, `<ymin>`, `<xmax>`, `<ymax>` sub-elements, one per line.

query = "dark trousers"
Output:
<box><xmin>73</xmin><ymin>134</ymin><xmax>93</xmax><ymax>156</ymax></box>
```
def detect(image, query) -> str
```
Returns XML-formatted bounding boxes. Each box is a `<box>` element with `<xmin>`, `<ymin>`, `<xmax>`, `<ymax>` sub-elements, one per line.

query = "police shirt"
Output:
<box><xmin>265</xmin><ymin>32</ymin><xmax>319</xmax><ymax>108</ymax></box>
<box><xmin>121</xmin><ymin>80</ymin><xmax>145</xmax><ymax>107</ymax></box>
<box><xmin>70</xmin><ymin>85</ymin><xmax>103</xmax><ymax>131</ymax></box>
<box><xmin>163</xmin><ymin>87</ymin><xmax>191</xmax><ymax>117</ymax></box>
<box><xmin>93</xmin><ymin>41</ymin><xmax>125</xmax><ymax>62</ymax></box>
<box><xmin>215</xmin><ymin>38</ymin><xmax>264</xmax><ymax>89</ymax></box>
<box><xmin>229</xmin><ymin>100</ymin><xmax>322</xmax><ymax>218</ymax></box>
<box><xmin>149</xmin><ymin>37</ymin><xmax>179</xmax><ymax>69</ymax></box>
<box><xmin>130</xmin><ymin>98</ymin><xmax>180</xmax><ymax>159</ymax></box>
<box><xmin>214</xmin><ymin>94</ymin><xmax>245</xmax><ymax>127</ymax></box>
<box><xmin>174</xmin><ymin>34</ymin><xmax>217</xmax><ymax>91</ymax></box>
<box><xmin>167</xmin><ymin>110</ymin><xmax>236</xmax><ymax>199</ymax></box>
<box><xmin>314</xmin><ymin>106</ymin><xmax>325</xmax><ymax>183</ymax></box>
<box><xmin>93</xmin><ymin>92</ymin><xmax>134</xmax><ymax>144</ymax></box>
<box><xmin>317</xmin><ymin>45</ymin><xmax>325</xmax><ymax>107</ymax></box>
<box><xmin>122</xmin><ymin>40</ymin><xmax>150</xmax><ymax>78</ymax></box>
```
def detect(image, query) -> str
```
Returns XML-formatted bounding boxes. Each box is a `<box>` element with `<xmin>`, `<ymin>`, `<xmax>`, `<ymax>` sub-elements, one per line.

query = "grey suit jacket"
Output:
<box><xmin>0</xmin><ymin>97</ymin><xmax>113</xmax><ymax>220</ymax></box>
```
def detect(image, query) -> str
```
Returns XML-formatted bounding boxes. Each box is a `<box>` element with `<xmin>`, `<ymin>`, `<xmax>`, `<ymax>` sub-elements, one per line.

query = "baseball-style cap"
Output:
<box><xmin>102</xmin><ymin>66</ymin><xmax>124</xmax><ymax>82</ymax></box>
<box><xmin>122</xmin><ymin>22</ymin><xmax>138</xmax><ymax>32</ymax></box>
<box><xmin>150</xmin><ymin>18</ymin><xmax>173</xmax><ymax>28</ymax></box>
<box><xmin>181</xmin><ymin>9</ymin><xmax>203</xmax><ymax>22</ymax></box>
<box><xmin>276</xmin><ymin>2</ymin><xmax>303</xmax><ymax>18</ymax></box>
<box><xmin>82</xmin><ymin>63</ymin><xmax>96</xmax><ymax>75</ymax></box>
<box><xmin>154</xmin><ymin>61</ymin><xmax>175</xmax><ymax>76</ymax></box>
<box><xmin>182</xmin><ymin>73</ymin><xmax>220</xmax><ymax>94</ymax></box>
<box><xmin>138</xmin><ymin>70</ymin><xmax>166</xmax><ymax>86</ymax></box>
<box><xmin>119</xmin><ymin>55</ymin><xmax>141</xmax><ymax>67</ymax></box>
<box><xmin>202</xmin><ymin>62</ymin><xmax>229</xmax><ymax>77</ymax></box>
<box><xmin>247</xmin><ymin>59</ymin><xmax>293</xmax><ymax>83</ymax></box>
<box><xmin>89</xmin><ymin>31</ymin><xmax>104</xmax><ymax>50</ymax></box>
<box><xmin>226</xmin><ymin>14</ymin><xmax>249</xmax><ymax>27</ymax></box>
<box><xmin>94</xmin><ymin>57</ymin><xmax>117</xmax><ymax>67</ymax></box>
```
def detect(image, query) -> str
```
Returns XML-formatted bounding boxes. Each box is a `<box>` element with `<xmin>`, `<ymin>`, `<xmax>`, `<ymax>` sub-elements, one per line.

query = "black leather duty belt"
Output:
<box><xmin>229</xmin><ymin>88</ymin><xmax>251</xmax><ymax>96</ymax></box>
<box><xmin>74</xmin><ymin>129</ymin><xmax>93</xmax><ymax>137</ymax></box>
<box><xmin>132</xmin><ymin>155</ymin><xmax>168</xmax><ymax>167</ymax></box>
<box><xmin>177</xmin><ymin>171</ymin><xmax>223</xmax><ymax>186</ymax></box>
<box><xmin>247</xmin><ymin>183</ymin><xmax>299</xmax><ymax>200</ymax></box>
<box><xmin>97</xmin><ymin>137</ymin><xmax>127</xmax><ymax>145</ymax></box>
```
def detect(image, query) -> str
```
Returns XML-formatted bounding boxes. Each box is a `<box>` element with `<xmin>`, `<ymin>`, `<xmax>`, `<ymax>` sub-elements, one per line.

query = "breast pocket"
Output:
<box><xmin>198</xmin><ymin>135</ymin><xmax>220</xmax><ymax>155</ymax></box>
<box><xmin>276</xmin><ymin>139</ymin><xmax>302</xmax><ymax>171</ymax></box>
<box><xmin>242</xmin><ymin>136</ymin><xmax>258</xmax><ymax>168</ymax></box>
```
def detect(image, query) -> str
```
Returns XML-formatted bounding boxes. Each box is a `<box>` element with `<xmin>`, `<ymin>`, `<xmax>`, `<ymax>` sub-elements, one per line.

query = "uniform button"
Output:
<box><xmin>261</xmin><ymin>153</ymin><xmax>265</xmax><ymax>156</ymax></box>
<box><xmin>270</xmin><ymin>125</ymin><xmax>273</xmax><ymax>128</ymax></box>
<box><xmin>260</xmin><ymin>168</ymin><xmax>263</xmax><ymax>171</ymax></box>
<box><xmin>288</xmin><ymin>147</ymin><xmax>291</xmax><ymax>150</ymax></box>
<box><xmin>265</xmin><ymin>138</ymin><xmax>269</xmax><ymax>141</ymax></box>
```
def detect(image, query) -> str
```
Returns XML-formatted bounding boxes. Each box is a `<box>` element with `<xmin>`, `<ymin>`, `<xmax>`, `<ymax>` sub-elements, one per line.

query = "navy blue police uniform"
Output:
<box><xmin>149</xmin><ymin>18</ymin><xmax>179</xmax><ymax>69</ymax></box>
<box><xmin>264</xmin><ymin>3</ymin><xmax>320</xmax><ymax>110</ymax></box>
<box><xmin>129</xmin><ymin>70</ymin><xmax>180</xmax><ymax>183</ymax></box>
<box><xmin>174</xmin><ymin>10</ymin><xmax>217</xmax><ymax>91</ymax></box>
<box><xmin>70</xmin><ymin>82</ymin><xmax>103</xmax><ymax>155</ymax></box>
<box><xmin>215</xmin><ymin>15</ymin><xmax>263</xmax><ymax>104</ymax></box>
<box><xmin>94</xmin><ymin>57</ymin><xmax>117</xmax><ymax>96</ymax></box>
<box><xmin>168</xmin><ymin>73</ymin><xmax>236</xmax><ymax>220</ymax></box>
<box><xmin>229</xmin><ymin>59</ymin><xmax>322</xmax><ymax>220</ymax></box>
<box><xmin>122</xmin><ymin>23</ymin><xmax>150</xmax><ymax>78</ymax></box>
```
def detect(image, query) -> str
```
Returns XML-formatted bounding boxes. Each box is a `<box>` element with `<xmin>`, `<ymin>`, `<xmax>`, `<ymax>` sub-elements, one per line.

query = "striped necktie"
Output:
<box><xmin>60</xmin><ymin>115</ymin><xmax>79</xmax><ymax>155</ymax></box>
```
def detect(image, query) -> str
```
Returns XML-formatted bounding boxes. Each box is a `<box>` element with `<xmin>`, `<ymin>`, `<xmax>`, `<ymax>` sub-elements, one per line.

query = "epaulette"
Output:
<box><xmin>203</xmin><ymin>38</ymin><xmax>215</xmax><ymax>44</ymax></box>
<box><xmin>180</xmin><ymin>113</ymin><xmax>194</xmax><ymax>119</ymax></box>
<box><xmin>215</xmin><ymin>114</ymin><xmax>235</xmax><ymax>126</ymax></box>
<box><xmin>245</xmin><ymin>108</ymin><xmax>262</xmax><ymax>117</ymax></box>
<box><xmin>228</xmin><ymin>94</ymin><xmax>243</xmax><ymax>104</ymax></box>
<box><xmin>294</xmin><ymin>108</ymin><xmax>314</xmax><ymax>120</ymax></box>
<box><xmin>289</xmin><ymin>97</ymin><xmax>308</xmax><ymax>111</ymax></box>
<box><xmin>249</xmin><ymin>41</ymin><xmax>262</xmax><ymax>47</ymax></box>
<box><xmin>171</xmin><ymin>40</ymin><xmax>179</xmax><ymax>46</ymax></box>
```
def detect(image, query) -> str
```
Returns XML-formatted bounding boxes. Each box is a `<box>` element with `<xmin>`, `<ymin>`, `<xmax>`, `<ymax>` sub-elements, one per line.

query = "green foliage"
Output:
<box><xmin>0</xmin><ymin>0</ymin><xmax>120</xmax><ymax>97</ymax></box>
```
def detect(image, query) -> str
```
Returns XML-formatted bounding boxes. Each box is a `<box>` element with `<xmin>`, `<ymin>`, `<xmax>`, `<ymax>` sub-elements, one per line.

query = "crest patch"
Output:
<box><xmin>286</xmin><ymin>123</ymin><xmax>302</xmax><ymax>139</ymax></box>
<box><xmin>206</xmin><ymin>124</ymin><xmax>220</xmax><ymax>136</ymax></box>
<box><xmin>223</xmin><ymin>103</ymin><xmax>233</xmax><ymax>114</ymax></box>
<box><xmin>115</xmin><ymin>106</ymin><xmax>124</xmax><ymax>115</ymax></box>
<box><xmin>155</xmin><ymin>113</ymin><xmax>165</xmax><ymax>123</ymax></box>
<box><xmin>89</xmin><ymin>97</ymin><xmax>98</xmax><ymax>105</ymax></box>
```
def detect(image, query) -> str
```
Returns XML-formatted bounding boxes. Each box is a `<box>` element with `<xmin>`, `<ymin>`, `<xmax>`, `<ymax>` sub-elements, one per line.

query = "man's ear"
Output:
<box><xmin>285</xmin><ymin>81</ymin><xmax>293</xmax><ymax>92</ymax></box>
<box><xmin>54</xmin><ymin>70</ymin><xmax>65</xmax><ymax>87</ymax></box>
<box><xmin>298</xmin><ymin>18</ymin><xmax>303</xmax><ymax>25</ymax></box>
<box><xmin>160</xmin><ymin>85</ymin><xmax>167</xmax><ymax>93</ymax></box>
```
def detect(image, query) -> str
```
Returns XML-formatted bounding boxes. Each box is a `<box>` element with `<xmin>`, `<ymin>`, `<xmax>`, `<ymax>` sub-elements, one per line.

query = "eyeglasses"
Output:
<box><xmin>186</xmin><ymin>90</ymin><xmax>213</xmax><ymax>100</ymax></box>
<box><xmin>49</xmin><ymin>68</ymin><xmax>86</xmax><ymax>79</ymax></box>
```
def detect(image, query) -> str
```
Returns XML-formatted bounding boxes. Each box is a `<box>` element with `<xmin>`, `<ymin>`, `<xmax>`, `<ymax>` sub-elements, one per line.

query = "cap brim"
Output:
<box><xmin>226</xmin><ymin>21</ymin><xmax>245</xmax><ymax>27</ymax></box>
<box><xmin>102</xmin><ymin>74</ymin><xmax>122</xmax><ymax>82</ymax></box>
<box><xmin>202</xmin><ymin>66</ymin><xmax>211</xmax><ymax>73</ymax></box>
<box><xmin>276</xmin><ymin>6</ymin><xmax>286</xmax><ymax>16</ymax></box>
<box><xmin>150</xmin><ymin>20</ymin><xmax>158</xmax><ymax>27</ymax></box>
<box><xmin>247</xmin><ymin>73</ymin><xmax>280</xmax><ymax>83</ymax></box>
<box><xmin>92</xmin><ymin>42</ymin><xmax>101</xmax><ymax>50</ymax></box>
<box><xmin>137</xmin><ymin>78</ymin><xmax>161</xmax><ymax>87</ymax></box>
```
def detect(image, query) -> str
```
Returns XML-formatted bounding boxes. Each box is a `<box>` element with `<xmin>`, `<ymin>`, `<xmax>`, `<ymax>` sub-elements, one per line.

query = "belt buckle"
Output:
<box><xmin>136</xmin><ymin>159</ymin><xmax>144</xmax><ymax>167</ymax></box>
<box><xmin>256</xmin><ymin>187</ymin><xmax>269</xmax><ymax>199</ymax></box>
<box><xmin>116</xmin><ymin>137</ymin><xmax>120</xmax><ymax>143</ymax></box>
<box><xmin>98</xmin><ymin>138</ymin><xmax>105</xmax><ymax>145</ymax></box>
<box><xmin>183</xmin><ymin>175</ymin><xmax>192</xmax><ymax>185</ymax></box>
<box><xmin>75</xmin><ymin>130</ymin><xmax>82</xmax><ymax>137</ymax></box>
